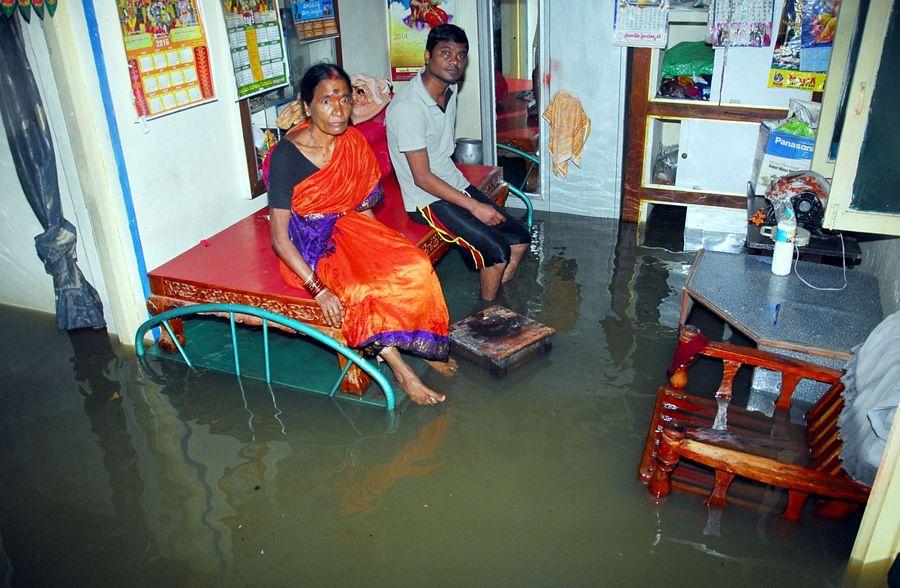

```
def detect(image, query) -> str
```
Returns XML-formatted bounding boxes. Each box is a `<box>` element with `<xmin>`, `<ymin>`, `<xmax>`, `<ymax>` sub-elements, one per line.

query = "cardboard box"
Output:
<box><xmin>751</xmin><ymin>121</ymin><xmax>815</xmax><ymax>195</ymax></box>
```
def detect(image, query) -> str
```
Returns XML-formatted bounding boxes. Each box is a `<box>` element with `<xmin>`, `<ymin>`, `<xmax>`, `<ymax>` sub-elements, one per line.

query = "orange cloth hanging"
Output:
<box><xmin>542</xmin><ymin>91</ymin><xmax>591</xmax><ymax>178</ymax></box>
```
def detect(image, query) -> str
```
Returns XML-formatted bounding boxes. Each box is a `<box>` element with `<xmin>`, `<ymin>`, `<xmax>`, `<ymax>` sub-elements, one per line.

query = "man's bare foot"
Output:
<box><xmin>397</xmin><ymin>371</ymin><xmax>446</xmax><ymax>405</ymax></box>
<box><xmin>426</xmin><ymin>357</ymin><xmax>458</xmax><ymax>378</ymax></box>
<box><xmin>501</xmin><ymin>244</ymin><xmax>528</xmax><ymax>283</ymax></box>
<box><xmin>480</xmin><ymin>262</ymin><xmax>506</xmax><ymax>301</ymax></box>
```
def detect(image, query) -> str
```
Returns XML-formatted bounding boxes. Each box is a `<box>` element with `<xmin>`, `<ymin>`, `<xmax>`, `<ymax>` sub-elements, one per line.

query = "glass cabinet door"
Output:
<box><xmin>824</xmin><ymin>0</ymin><xmax>900</xmax><ymax>236</ymax></box>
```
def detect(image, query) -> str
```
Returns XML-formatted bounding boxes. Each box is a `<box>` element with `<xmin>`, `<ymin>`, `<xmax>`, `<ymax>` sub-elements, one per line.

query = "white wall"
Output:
<box><xmin>861</xmin><ymin>237</ymin><xmax>900</xmax><ymax>315</ymax></box>
<box><xmin>0</xmin><ymin>18</ymin><xmax>112</xmax><ymax>326</ymax></box>
<box><xmin>0</xmin><ymin>121</ymin><xmax>62</xmax><ymax>315</ymax></box>
<box><xmin>452</xmin><ymin>1</ymin><xmax>482</xmax><ymax>141</ymax></box>
<box><xmin>338</xmin><ymin>0</ymin><xmax>390</xmax><ymax>78</ymax></box>
<box><xmin>88</xmin><ymin>0</ymin><xmax>261</xmax><ymax>273</ymax></box>
<box><xmin>362</xmin><ymin>1</ymin><xmax>481</xmax><ymax>141</ymax></box>
<box><xmin>542</xmin><ymin>1</ymin><xmax>626</xmax><ymax>218</ymax></box>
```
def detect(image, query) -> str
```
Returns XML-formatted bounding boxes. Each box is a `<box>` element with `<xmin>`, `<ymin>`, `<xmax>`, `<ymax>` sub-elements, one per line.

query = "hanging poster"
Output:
<box><xmin>222</xmin><ymin>0</ymin><xmax>289</xmax><ymax>99</ymax></box>
<box><xmin>707</xmin><ymin>0</ymin><xmax>775</xmax><ymax>47</ymax></box>
<box><xmin>117</xmin><ymin>0</ymin><xmax>216</xmax><ymax>119</ymax></box>
<box><xmin>612</xmin><ymin>1</ymin><xmax>670</xmax><ymax>49</ymax></box>
<box><xmin>291</xmin><ymin>0</ymin><xmax>339</xmax><ymax>42</ymax></box>
<box><xmin>387</xmin><ymin>0</ymin><xmax>457</xmax><ymax>82</ymax></box>
<box><xmin>769</xmin><ymin>0</ymin><xmax>840</xmax><ymax>92</ymax></box>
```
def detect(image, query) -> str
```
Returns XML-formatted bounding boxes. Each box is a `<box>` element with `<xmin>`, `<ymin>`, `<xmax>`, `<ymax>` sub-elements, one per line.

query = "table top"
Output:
<box><xmin>685</xmin><ymin>250</ymin><xmax>883</xmax><ymax>358</ymax></box>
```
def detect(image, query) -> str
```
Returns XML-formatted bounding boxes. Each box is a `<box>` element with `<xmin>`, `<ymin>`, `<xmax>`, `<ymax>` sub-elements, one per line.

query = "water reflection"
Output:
<box><xmin>333</xmin><ymin>411</ymin><xmax>450</xmax><ymax>516</ymax></box>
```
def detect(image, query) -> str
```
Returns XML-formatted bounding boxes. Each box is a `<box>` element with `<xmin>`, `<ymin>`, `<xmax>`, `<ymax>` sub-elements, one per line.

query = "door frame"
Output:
<box><xmin>478</xmin><ymin>0</ymin><xmax>547</xmax><ymax>201</ymax></box>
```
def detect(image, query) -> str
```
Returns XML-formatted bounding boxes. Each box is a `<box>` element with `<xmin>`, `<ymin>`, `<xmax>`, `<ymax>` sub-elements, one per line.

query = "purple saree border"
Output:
<box><xmin>357</xmin><ymin>329</ymin><xmax>450</xmax><ymax>361</ymax></box>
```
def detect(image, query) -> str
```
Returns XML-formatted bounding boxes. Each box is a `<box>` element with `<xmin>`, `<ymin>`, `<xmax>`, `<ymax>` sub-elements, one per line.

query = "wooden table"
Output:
<box><xmin>680</xmin><ymin>249</ymin><xmax>883</xmax><ymax>412</ymax></box>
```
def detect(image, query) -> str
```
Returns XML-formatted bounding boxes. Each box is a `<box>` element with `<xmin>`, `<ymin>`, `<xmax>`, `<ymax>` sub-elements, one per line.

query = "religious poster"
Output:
<box><xmin>222</xmin><ymin>0</ymin><xmax>289</xmax><ymax>99</ymax></box>
<box><xmin>707</xmin><ymin>0</ymin><xmax>775</xmax><ymax>47</ymax></box>
<box><xmin>387</xmin><ymin>0</ymin><xmax>457</xmax><ymax>82</ymax></box>
<box><xmin>612</xmin><ymin>1</ymin><xmax>670</xmax><ymax>49</ymax></box>
<box><xmin>117</xmin><ymin>0</ymin><xmax>216</xmax><ymax>119</ymax></box>
<box><xmin>769</xmin><ymin>0</ymin><xmax>840</xmax><ymax>92</ymax></box>
<box><xmin>291</xmin><ymin>0</ymin><xmax>339</xmax><ymax>42</ymax></box>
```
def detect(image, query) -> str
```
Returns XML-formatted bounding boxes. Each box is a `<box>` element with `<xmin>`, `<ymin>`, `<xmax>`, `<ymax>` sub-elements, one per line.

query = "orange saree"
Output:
<box><xmin>277</xmin><ymin>123</ymin><xmax>449</xmax><ymax>359</ymax></box>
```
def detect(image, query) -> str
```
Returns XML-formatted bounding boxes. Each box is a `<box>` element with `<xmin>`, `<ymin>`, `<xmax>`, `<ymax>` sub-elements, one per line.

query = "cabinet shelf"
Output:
<box><xmin>624</xmin><ymin>47</ymin><xmax>791</xmax><ymax>222</ymax></box>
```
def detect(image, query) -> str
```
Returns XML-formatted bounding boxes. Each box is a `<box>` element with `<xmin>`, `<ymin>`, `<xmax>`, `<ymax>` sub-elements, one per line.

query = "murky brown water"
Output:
<box><xmin>0</xmin><ymin>215</ymin><xmax>860</xmax><ymax>586</ymax></box>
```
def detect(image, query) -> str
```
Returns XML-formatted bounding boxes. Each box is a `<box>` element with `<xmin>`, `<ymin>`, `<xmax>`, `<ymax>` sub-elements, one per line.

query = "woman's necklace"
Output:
<box><xmin>308</xmin><ymin>127</ymin><xmax>332</xmax><ymax>165</ymax></box>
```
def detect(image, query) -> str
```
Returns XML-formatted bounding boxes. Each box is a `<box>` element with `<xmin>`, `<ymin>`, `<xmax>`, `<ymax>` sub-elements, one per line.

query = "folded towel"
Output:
<box><xmin>542</xmin><ymin>91</ymin><xmax>591</xmax><ymax>178</ymax></box>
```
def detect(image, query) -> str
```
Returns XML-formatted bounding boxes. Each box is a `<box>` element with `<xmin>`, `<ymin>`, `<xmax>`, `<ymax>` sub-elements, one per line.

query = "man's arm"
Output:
<box><xmin>404</xmin><ymin>148</ymin><xmax>504</xmax><ymax>226</ymax></box>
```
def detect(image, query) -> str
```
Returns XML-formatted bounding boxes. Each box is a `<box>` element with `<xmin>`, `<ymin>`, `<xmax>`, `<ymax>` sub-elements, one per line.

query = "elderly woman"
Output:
<box><xmin>267</xmin><ymin>64</ymin><xmax>449</xmax><ymax>405</ymax></box>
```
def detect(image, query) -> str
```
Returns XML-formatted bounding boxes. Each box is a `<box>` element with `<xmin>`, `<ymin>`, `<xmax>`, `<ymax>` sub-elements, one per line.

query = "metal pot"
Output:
<box><xmin>453</xmin><ymin>138</ymin><xmax>483</xmax><ymax>165</ymax></box>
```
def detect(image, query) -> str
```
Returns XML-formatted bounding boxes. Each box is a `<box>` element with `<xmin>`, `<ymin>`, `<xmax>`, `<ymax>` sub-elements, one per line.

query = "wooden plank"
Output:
<box><xmin>622</xmin><ymin>48</ymin><xmax>652</xmax><ymax>223</ymax></box>
<box><xmin>679</xmin><ymin>439</ymin><xmax>870</xmax><ymax>503</ymax></box>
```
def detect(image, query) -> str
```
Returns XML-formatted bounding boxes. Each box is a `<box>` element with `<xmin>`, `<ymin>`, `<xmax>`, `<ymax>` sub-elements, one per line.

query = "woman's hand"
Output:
<box><xmin>315</xmin><ymin>289</ymin><xmax>344</xmax><ymax>327</ymax></box>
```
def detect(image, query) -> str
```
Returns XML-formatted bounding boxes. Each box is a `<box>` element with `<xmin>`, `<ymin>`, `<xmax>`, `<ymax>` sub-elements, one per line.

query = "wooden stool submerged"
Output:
<box><xmin>449</xmin><ymin>306</ymin><xmax>555</xmax><ymax>376</ymax></box>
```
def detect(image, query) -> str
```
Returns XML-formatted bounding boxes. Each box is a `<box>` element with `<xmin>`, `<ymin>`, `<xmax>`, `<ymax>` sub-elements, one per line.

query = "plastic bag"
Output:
<box><xmin>661</xmin><ymin>41</ymin><xmax>715</xmax><ymax>78</ymax></box>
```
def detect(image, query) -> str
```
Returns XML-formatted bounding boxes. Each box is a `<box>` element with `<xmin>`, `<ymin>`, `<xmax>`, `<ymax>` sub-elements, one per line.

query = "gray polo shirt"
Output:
<box><xmin>386</xmin><ymin>71</ymin><xmax>470</xmax><ymax>212</ymax></box>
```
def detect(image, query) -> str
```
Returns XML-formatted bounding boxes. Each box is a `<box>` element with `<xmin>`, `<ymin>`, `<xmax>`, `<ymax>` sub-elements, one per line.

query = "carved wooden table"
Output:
<box><xmin>680</xmin><ymin>249</ymin><xmax>883</xmax><ymax>413</ymax></box>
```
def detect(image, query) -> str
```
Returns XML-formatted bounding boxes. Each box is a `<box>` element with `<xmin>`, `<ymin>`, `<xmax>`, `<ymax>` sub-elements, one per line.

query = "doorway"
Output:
<box><xmin>488</xmin><ymin>0</ymin><xmax>541</xmax><ymax>197</ymax></box>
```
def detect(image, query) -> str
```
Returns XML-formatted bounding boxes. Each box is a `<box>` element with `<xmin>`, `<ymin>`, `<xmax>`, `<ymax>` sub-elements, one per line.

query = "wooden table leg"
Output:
<box><xmin>326</xmin><ymin>329</ymin><xmax>372</xmax><ymax>395</ymax></box>
<box><xmin>146</xmin><ymin>295</ymin><xmax>185</xmax><ymax>353</ymax></box>
<box><xmin>336</xmin><ymin>353</ymin><xmax>372</xmax><ymax>395</ymax></box>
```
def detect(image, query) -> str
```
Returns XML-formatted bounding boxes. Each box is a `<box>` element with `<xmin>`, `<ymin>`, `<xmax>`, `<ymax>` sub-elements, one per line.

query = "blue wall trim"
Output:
<box><xmin>81</xmin><ymin>0</ymin><xmax>152</xmax><ymax>307</ymax></box>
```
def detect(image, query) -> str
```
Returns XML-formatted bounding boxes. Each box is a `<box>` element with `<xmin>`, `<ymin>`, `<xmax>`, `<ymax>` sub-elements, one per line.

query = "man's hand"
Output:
<box><xmin>315</xmin><ymin>289</ymin><xmax>344</xmax><ymax>328</ymax></box>
<box><xmin>469</xmin><ymin>201</ymin><xmax>504</xmax><ymax>226</ymax></box>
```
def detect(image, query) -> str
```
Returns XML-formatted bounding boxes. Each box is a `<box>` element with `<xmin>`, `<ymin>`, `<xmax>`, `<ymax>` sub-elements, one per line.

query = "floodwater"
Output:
<box><xmin>0</xmin><ymin>214</ymin><xmax>860</xmax><ymax>586</ymax></box>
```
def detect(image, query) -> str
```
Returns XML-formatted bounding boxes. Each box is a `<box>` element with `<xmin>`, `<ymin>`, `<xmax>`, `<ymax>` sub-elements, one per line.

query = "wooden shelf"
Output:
<box><xmin>622</xmin><ymin>47</ymin><xmax>789</xmax><ymax>223</ymax></box>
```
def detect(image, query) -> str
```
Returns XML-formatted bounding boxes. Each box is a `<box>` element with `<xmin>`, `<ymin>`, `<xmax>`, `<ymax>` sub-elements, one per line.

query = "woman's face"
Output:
<box><xmin>305</xmin><ymin>77</ymin><xmax>352</xmax><ymax>136</ymax></box>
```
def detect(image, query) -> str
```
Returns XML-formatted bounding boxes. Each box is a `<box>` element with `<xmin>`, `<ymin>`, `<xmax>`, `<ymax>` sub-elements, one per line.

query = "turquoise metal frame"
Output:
<box><xmin>134</xmin><ymin>303</ymin><xmax>400</xmax><ymax>410</ymax></box>
<box><xmin>497</xmin><ymin>143</ymin><xmax>536</xmax><ymax>229</ymax></box>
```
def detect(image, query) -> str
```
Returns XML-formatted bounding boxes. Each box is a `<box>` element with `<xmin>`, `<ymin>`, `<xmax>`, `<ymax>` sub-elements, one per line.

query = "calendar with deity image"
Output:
<box><xmin>707</xmin><ymin>0</ymin><xmax>775</xmax><ymax>47</ymax></box>
<box><xmin>117</xmin><ymin>0</ymin><xmax>216</xmax><ymax>119</ymax></box>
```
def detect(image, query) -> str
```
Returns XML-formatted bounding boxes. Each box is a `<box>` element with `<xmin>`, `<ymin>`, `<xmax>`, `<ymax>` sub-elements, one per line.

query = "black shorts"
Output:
<box><xmin>409</xmin><ymin>185</ymin><xmax>531</xmax><ymax>269</ymax></box>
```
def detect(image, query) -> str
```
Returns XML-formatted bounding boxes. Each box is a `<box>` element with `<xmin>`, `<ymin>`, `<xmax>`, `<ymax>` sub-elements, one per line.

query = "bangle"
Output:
<box><xmin>303</xmin><ymin>272</ymin><xmax>326</xmax><ymax>297</ymax></box>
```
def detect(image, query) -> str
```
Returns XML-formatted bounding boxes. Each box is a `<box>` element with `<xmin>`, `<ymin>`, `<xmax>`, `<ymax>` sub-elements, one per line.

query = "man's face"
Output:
<box><xmin>425</xmin><ymin>40</ymin><xmax>468</xmax><ymax>84</ymax></box>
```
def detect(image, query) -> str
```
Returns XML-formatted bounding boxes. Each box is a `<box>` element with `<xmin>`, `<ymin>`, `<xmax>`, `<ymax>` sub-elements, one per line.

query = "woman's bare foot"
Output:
<box><xmin>380</xmin><ymin>346</ymin><xmax>446</xmax><ymax>405</ymax></box>
<box><xmin>426</xmin><ymin>357</ymin><xmax>458</xmax><ymax>378</ymax></box>
<box><xmin>396</xmin><ymin>371</ymin><xmax>446</xmax><ymax>405</ymax></box>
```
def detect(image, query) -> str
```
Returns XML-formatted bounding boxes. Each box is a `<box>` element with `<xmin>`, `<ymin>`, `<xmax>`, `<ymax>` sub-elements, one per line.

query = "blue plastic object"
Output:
<box><xmin>134</xmin><ymin>303</ymin><xmax>398</xmax><ymax>410</ymax></box>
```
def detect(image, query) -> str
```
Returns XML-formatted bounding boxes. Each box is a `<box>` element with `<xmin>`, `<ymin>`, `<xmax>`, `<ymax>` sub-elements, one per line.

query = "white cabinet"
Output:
<box><xmin>675</xmin><ymin>118</ymin><xmax>760</xmax><ymax>195</ymax></box>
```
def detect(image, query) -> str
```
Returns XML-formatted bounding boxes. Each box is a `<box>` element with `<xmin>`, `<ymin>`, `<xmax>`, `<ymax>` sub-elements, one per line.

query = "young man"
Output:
<box><xmin>386</xmin><ymin>24</ymin><xmax>530</xmax><ymax>302</ymax></box>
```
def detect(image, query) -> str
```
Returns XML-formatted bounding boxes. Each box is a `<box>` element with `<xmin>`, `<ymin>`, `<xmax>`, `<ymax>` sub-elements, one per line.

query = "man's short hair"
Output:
<box><xmin>426</xmin><ymin>24</ymin><xmax>468</xmax><ymax>53</ymax></box>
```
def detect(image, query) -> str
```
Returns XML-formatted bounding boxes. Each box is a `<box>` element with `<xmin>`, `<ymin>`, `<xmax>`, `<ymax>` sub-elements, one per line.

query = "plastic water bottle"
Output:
<box><xmin>771</xmin><ymin>210</ymin><xmax>796</xmax><ymax>276</ymax></box>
